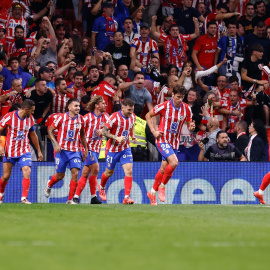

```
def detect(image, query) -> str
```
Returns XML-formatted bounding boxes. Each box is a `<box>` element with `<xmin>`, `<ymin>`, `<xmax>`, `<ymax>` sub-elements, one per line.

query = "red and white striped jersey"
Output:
<box><xmin>91</xmin><ymin>81</ymin><xmax>116</xmax><ymax>114</ymax></box>
<box><xmin>236</xmin><ymin>0</ymin><xmax>249</xmax><ymax>16</ymax></box>
<box><xmin>211</xmin><ymin>86</ymin><xmax>230</xmax><ymax>101</ymax></box>
<box><xmin>0</xmin><ymin>88</ymin><xmax>23</xmax><ymax>117</ymax></box>
<box><xmin>84</xmin><ymin>111</ymin><xmax>109</xmax><ymax>153</ymax></box>
<box><xmin>138</xmin><ymin>0</ymin><xmax>152</xmax><ymax>5</ymax></box>
<box><xmin>130</xmin><ymin>37</ymin><xmax>159</xmax><ymax>69</ymax></box>
<box><xmin>3</xmin><ymin>14</ymin><xmax>28</xmax><ymax>38</ymax></box>
<box><xmin>0</xmin><ymin>111</ymin><xmax>34</xmax><ymax>157</ymax></box>
<box><xmin>105</xmin><ymin>110</ymin><xmax>136</xmax><ymax>152</ymax></box>
<box><xmin>5</xmin><ymin>36</ymin><xmax>35</xmax><ymax>56</ymax></box>
<box><xmin>70</xmin><ymin>86</ymin><xmax>87</xmax><ymax>102</ymax></box>
<box><xmin>157</xmin><ymin>85</ymin><xmax>171</xmax><ymax>104</ymax></box>
<box><xmin>205</xmin><ymin>12</ymin><xmax>226</xmax><ymax>40</ymax></box>
<box><xmin>159</xmin><ymin>33</ymin><xmax>191</xmax><ymax>68</ymax></box>
<box><xmin>52</xmin><ymin>112</ymin><xmax>85</xmax><ymax>152</ymax></box>
<box><xmin>45</xmin><ymin>113</ymin><xmax>60</xmax><ymax>138</ymax></box>
<box><xmin>153</xmin><ymin>100</ymin><xmax>192</xmax><ymax>149</ymax></box>
<box><xmin>51</xmin><ymin>91</ymin><xmax>73</xmax><ymax>114</ymax></box>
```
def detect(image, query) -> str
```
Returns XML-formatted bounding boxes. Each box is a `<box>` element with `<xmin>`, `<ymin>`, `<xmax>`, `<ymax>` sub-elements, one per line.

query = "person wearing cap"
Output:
<box><xmin>0</xmin><ymin>0</ymin><xmax>54</xmax><ymax>38</ymax></box>
<box><xmin>38</xmin><ymin>66</ymin><xmax>55</xmax><ymax>89</ymax></box>
<box><xmin>91</xmin><ymin>1</ymin><xmax>119</xmax><ymax>50</ymax></box>
<box><xmin>0</xmin><ymin>57</ymin><xmax>34</xmax><ymax>90</ymax></box>
<box><xmin>130</xmin><ymin>22</ymin><xmax>159</xmax><ymax>71</ymax></box>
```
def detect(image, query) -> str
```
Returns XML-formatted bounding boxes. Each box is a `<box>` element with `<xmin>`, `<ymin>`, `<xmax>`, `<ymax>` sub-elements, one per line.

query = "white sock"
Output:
<box><xmin>0</xmin><ymin>193</ymin><xmax>4</xmax><ymax>196</ymax></box>
<box><xmin>74</xmin><ymin>195</ymin><xmax>79</xmax><ymax>199</ymax></box>
<box><xmin>151</xmin><ymin>188</ymin><xmax>156</xmax><ymax>195</ymax></box>
<box><xmin>160</xmin><ymin>183</ymin><xmax>165</xmax><ymax>188</ymax></box>
<box><xmin>91</xmin><ymin>195</ymin><xmax>96</xmax><ymax>198</ymax></box>
<box><xmin>259</xmin><ymin>189</ymin><xmax>264</xmax><ymax>195</ymax></box>
<box><xmin>124</xmin><ymin>195</ymin><xmax>129</xmax><ymax>198</ymax></box>
<box><xmin>21</xmin><ymin>196</ymin><xmax>26</xmax><ymax>200</ymax></box>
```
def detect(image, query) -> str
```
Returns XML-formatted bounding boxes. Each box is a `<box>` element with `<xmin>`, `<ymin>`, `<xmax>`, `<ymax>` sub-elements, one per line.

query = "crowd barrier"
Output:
<box><xmin>1</xmin><ymin>162</ymin><xmax>269</xmax><ymax>204</ymax></box>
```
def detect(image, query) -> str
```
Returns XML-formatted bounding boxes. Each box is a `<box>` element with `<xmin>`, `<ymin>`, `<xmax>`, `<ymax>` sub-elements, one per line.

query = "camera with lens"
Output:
<box><xmin>146</xmin><ymin>63</ymin><xmax>161</xmax><ymax>76</ymax></box>
<box><xmin>200</xmin><ymin>137</ymin><xmax>209</xmax><ymax>145</ymax></box>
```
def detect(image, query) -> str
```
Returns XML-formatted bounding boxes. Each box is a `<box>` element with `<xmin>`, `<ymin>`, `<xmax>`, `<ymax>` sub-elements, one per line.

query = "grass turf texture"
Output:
<box><xmin>0</xmin><ymin>204</ymin><xmax>270</xmax><ymax>270</ymax></box>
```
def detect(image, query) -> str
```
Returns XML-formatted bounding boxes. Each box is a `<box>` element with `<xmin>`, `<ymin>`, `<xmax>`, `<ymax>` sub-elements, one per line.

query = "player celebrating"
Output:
<box><xmin>72</xmin><ymin>96</ymin><xmax>109</xmax><ymax>204</ymax></box>
<box><xmin>98</xmin><ymin>98</ymin><xmax>136</xmax><ymax>204</ymax></box>
<box><xmin>44</xmin><ymin>98</ymin><xmax>88</xmax><ymax>204</ymax></box>
<box><xmin>0</xmin><ymin>99</ymin><xmax>43</xmax><ymax>204</ymax></box>
<box><xmin>146</xmin><ymin>85</ymin><xmax>195</xmax><ymax>205</ymax></box>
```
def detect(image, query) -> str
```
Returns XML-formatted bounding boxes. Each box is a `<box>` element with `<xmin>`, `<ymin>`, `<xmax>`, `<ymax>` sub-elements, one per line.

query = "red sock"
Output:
<box><xmin>100</xmin><ymin>173</ymin><xmax>109</xmax><ymax>188</ymax></box>
<box><xmin>0</xmin><ymin>177</ymin><xmax>8</xmax><ymax>193</ymax></box>
<box><xmin>89</xmin><ymin>175</ymin><xmax>97</xmax><ymax>195</ymax></box>
<box><xmin>75</xmin><ymin>176</ymin><xmax>87</xmax><ymax>197</ymax></box>
<box><xmin>68</xmin><ymin>180</ymin><xmax>78</xmax><ymax>200</ymax></box>
<box><xmin>124</xmin><ymin>176</ymin><xmax>133</xmax><ymax>196</ymax></box>
<box><xmin>153</xmin><ymin>170</ymin><xmax>164</xmax><ymax>191</ymax></box>
<box><xmin>161</xmin><ymin>164</ymin><xmax>176</xmax><ymax>185</ymax></box>
<box><xmin>22</xmin><ymin>178</ymin><xmax>30</xmax><ymax>198</ymax></box>
<box><xmin>260</xmin><ymin>172</ymin><xmax>270</xmax><ymax>191</ymax></box>
<box><xmin>48</xmin><ymin>174</ymin><xmax>59</xmax><ymax>188</ymax></box>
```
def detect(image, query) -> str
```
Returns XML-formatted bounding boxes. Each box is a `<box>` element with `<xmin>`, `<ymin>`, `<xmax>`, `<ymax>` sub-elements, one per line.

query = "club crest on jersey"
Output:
<box><xmin>165</xmin><ymin>149</ymin><xmax>169</xmax><ymax>154</ymax></box>
<box><xmin>170</xmin><ymin>122</ymin><xmax>178</xmax><ymax>134</ymax></box>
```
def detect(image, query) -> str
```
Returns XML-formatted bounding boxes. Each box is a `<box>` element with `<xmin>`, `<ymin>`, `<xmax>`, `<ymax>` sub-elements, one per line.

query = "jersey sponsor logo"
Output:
<box><xmin>170</xmin><ymin>122</ymin><xmax>178</xmax><ymax>133</ymax></box>
<box><xmin>15</xmin><ymin>131</ymin><xmax>25</xmax><ymax>140</ymax></box>
<box><xmin>113</xmin><ymin>53</ymin><xmax>123</xmax><ymax>59</ymax></box>
<box><xmin>122</xmin><ymin>130</ymin><xmax>129</xmax><ymax>140</ymax></box>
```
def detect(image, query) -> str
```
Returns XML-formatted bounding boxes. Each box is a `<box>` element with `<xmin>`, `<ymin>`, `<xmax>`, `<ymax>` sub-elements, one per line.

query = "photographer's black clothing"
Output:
<box><xmin>204</xmin><ymin>143</ymin><xmax>242</xmax><ymax>161</ymax></box>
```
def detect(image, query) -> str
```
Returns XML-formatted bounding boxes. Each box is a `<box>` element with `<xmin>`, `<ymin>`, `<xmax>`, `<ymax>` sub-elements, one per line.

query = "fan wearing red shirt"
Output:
<box><xmin>91</xmin><ymin>73</ymin><xmax>117</xmax><ymax>115</ymax></box>
<box><xmin>192</xmin><ymin>20</ymin><xmax>218</xmax><ymax>71</ymax></box>
<box><xmin>151</xmin><ymin>15</ymin><xmax>199</xmax><ymax>69</ymax></box>
<box><xmin>67</xmin><ymin>71</ymin><xmax>86</xmax><ymax>102</ymax></box>
<box><xmin>145</xmin><ymin>85</ymin><xmax>195</xmax><ymax>205</ymax></box>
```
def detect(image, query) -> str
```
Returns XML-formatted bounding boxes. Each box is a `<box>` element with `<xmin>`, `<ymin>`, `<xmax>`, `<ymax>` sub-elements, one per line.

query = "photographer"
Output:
<box><xmin>199</xmin><ymin>130</ymin><xmax>247</xmax><ymax>161</ymax></box>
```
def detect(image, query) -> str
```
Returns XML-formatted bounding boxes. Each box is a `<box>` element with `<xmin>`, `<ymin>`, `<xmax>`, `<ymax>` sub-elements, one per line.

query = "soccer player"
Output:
<box><xmin>0</xmin><ymin>99</ymin><xmax>43</xmax><ymax>204</ymax></box>
<box><xmin>44</xmin><ymin>98</ymin><xmax>88</xmax><ymax>204</ymax></box>
<box><xmin>72</xmin><ymin>96</ymin><xmax>109</xmax><ymax>204</ymax></box>
<box><xmin>98</xmin><ymin>98</ymin><xmax>136</xmax><ymax>204</ymax></box>
<box><xmin>145</xmin><ymin>85</ymin><xmax>195</xmax><ymax>205</ymax></box>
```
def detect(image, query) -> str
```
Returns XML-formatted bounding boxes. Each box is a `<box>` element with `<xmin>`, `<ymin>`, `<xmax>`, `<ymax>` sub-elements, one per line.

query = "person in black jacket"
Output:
<box><xmin>245</xmin><ymin>119</ymin><xmax>268</xmax><ymax>161</ymax></box>
<box><xmin>234</xmin><ymin>120</ymin><xmax>249</xmax><ymax>155</ymax></box>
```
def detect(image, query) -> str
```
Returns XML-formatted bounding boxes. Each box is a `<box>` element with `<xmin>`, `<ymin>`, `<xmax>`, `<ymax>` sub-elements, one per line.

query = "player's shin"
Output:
<box><xmin>89</xmin><ymin>175</ymin><xmax>97</xmax><ymax>197</ymax></box>
<box><xmin>259</xmin><ymin>172</ymin><xmax>270</xmax><ymax>194</ymax></box>
<box><xmin>22</xmin><ymin>178</ymin><xmax>30</xmax><ymax>199</ymax></box>
<box><xmin>100</xmin><ymin>173</ymin><xmax>109</xmax><ymax>188</ymax></box>
<box><xmin>48</xmin><ymin>174</ymin><xmax>59</xmax><ymax>188</ymax></box>
<box><xmin>152</xmin><ymin>170</ymin><xmax>164</xmax><ymax>194</ymax></box>
<box><xmin>161</xmin><ymin>164</ymin><xmax>176</xmax><ymax>185</ymax></box>
<box><xmin>0</xmin><ymin>177</ymin><xmax>8</xmax><ymax>194</ymax></box>
<box><xmin>75</xmin><ymin>176</ymin><xmax>88</xmax><ymax>197</ymax></box>
<box><xmin>124</xmin><ymin>176</ymin><xmax>133</xmax><ymax>197</ymax></box>
<box><xmin>68</xmin><ymin>179</ymin><xmax>78</xmax><ymax>200</ymax></box>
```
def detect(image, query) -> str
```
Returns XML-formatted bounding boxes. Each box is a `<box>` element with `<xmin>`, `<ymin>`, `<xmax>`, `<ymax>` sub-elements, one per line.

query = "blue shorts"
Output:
<box><xmin>156</xmin><ymin>142</ymin><xmax>177</xmax><ymax>161</ymax></box>
<box><xmin>3</xmin><ymin>152</ymin><xmax>32</xmax><ymax>169</ymax></box>
<box><xmin>106</xmin><ymin>148</ymin><xmax>133</xmax><ymax>170</ymax></box>
<box><xmin>55</xmin><ymin>150</ymin><xmax>82</xmax><ymax>173</ymax></box>
<box><xmin>84</xmin><ymin>151</ymin><xmax>99</xmax><ymax>166</ymax></box>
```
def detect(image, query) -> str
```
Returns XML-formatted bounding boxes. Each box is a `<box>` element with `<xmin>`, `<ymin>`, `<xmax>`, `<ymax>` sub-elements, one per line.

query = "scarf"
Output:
<box><xmin>226</xmin><ymin>34</ymin><xmax>244</xmax><ymax>77</ymax></box>
<box><xmin>102</xmin><ymin>13</ymin><xmax>116</xmax><ymax>39</ymax></box>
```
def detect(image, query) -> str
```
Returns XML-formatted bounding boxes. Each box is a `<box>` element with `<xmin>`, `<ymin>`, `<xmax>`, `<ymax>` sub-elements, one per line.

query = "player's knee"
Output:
<box><xmin>22</xmin><ymin>167</ymin><xmax>31</xmax><ymax>178</ymax></box>
<box><xmin>72</xmin><ymin>170</ymin><xmax>79</xmax><ymax>179</ymax></box>
<box><xmin>92</xmin><ymin>168</ymin><xmax>99</xmax><ymax>175</ymax></box>
<box><xmin>170</xmin><ymin>161</ymin><xmax>178</xmax><ymax>169</ymax></box>
<box><xmin>159</xmin><ymin>168</ymin><xmax>165</xmax><ymax>174</ymax></box>
<box><xmin>125</xmin><ymin>168</ymin><xmax>133</xmax><ymax>176</ymax></box>
<box><xmin>105</xmin><ymin>170</ymin><xmax>114</xmax><ymax>177</ymax></box>
<box><xmin>2</xmin><ymin>173</ymin><xmax>10</xmax><ymax>181</ymax></box>
<box><xmin>56</xmin><ymin>173</ymin><xmax>65</xmax><ymax>180</ymax></box>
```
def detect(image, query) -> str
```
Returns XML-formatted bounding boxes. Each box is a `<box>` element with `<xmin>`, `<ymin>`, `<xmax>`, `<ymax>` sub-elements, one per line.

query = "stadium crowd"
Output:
<box><xmin>1</xmin><ymin>0</ymin><xmax>270</xmax><ymax>164</ymax></box>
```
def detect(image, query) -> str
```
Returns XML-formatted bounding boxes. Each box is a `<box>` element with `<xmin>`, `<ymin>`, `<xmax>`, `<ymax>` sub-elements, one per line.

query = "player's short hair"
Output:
<box><xmin>0</xmin><ymin>75</ymin><xmax>5</xmax><ymax>82</ymax></box>
<box><xmin>122</xmin><ymin>98</ymin><xmax>134</xmax><ymax>107</ymax></box>
<box><xmin>172</xmin><ymin>85</ymin><xmax>186</xmax><ymax>96</ymax></box>
<box><xmin>73</xmin><ymin>71</ymin><xmax>84</xmax><ymax>79</ymax></box>
<box><xmin>228</xmin><ymin>75</ymin><xmax>239</xmax><ymax>84</ymax></box>
<box><xmin>11</xmin><ymin>78</ymin><xmax>21</xmax><ymax>86</ymax></box>
<box><xmin>251</xmin><ymin>43</ymin><xmax>264</xmax><ymax>53</ymax></box>
<box><xmin>206</xmin><ymin>20</ymin><xmax>217</xmax><ymax>28</ymax></box>
<box><xmin>55</xmin><ymin>77</ymin><xmax>66</xmax><ymax>88</ymax></box>
<box><xmin>88</xmin><ymin>95</ymin><xmax>104</xmax><ymax>111</ymax></box>
<box><xmin>67</xmin><ymin>98</ymin><xmax>80</xmax><ymax>106</ymax></box>
<box><xmin>15</xmin><ymin>25</ymin><xmax>24</xmax><ymax>32</ymax></box>
<box><xmin>81</xmin><ymin>95</ymin><xmax>90</xmax><ymax>104</ymax></box>
<box><xmin>21</xmin><ymin>99</ymin><xmax>35</xmax><ymax>109</ymax></box>
<box><xmin>35</xmin><ymin>78</ymin><xmax>46</xmax><ymax>85</ymax></box>
<box><xmin>216</xmin><ymin>130</ymin><xmax>227</xmax><ymax>139</ymax></box>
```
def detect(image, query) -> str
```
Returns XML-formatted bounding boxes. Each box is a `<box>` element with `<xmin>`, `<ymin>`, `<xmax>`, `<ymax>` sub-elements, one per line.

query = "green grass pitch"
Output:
<box><xmin>0</xmin><ymin>204</ymin><xmax>270</xmax><ymax>270</ymax></box>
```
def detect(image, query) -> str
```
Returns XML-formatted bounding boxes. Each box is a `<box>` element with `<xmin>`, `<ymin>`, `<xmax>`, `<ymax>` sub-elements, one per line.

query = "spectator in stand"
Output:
<box><xmin>18</xmin><ymin>53</ymin><xmax>29</xmax><ymax>73</ymax></box>
<box><xmin>156</xmin><ymin>15</ymin><xmax>174</xmax><ymax>36</ymax></box>
<box><xmin>51</xmin><ymin>78</ymin><xmax>73</xmax><ymax>114</ymax></box>
<box><xmin>117</xmin><ymin>64</ymin><xmax>130</xmax><ymax>82</ymax></box>
<box><xmin>234</xmin><ymin>120</ymin><xmax>249</xmax><ymax>155</ymax></box>
<box><xmin>123</xmin><ymin>17</ymin><xmax>140</xmax><ymax>45</ymax></box>
<box><xmin>24</xmin><ymin>79</ymin><xmax>53</xmax><ymax>123</ymax></box>
<box><xmin>215</xmin><ymin>20</ymin><xmax>245</xmax><ymax>77</ymax></box>
<box><xmin>119</xmin><ymin>71</ymin><xmax>153</xmax><ymax>117</ymax></box>
<box><xmin>0</xmin><ymin>57</ymin><xmax>34</xmax><ymax>90</ymax></box>
<box><xmin>67</xmin><ymin>71</ymin><xmax>86</xmax><ymax>102</ymax></box>
<box><xmin>151</xmin><ymin>15</ymin><xmax>199</xmax><ymax>70</ymax></box>
<box><xmin>104</xmin><ymin>31</ymin><xmax>131</xmax><ymax>70</ymax></box>
<box><xmin>241</xmin><ymin>43</ymin><xmax>269</xmax><ymax>94</ymax></box>
<box><xmin>38</xmin><ymin>66</ymin><xmax>55</xmax><ymax>89</ymax></box>
<box><xmin>245</xmin><ymin>119</ymin><xmax>268</xmax><ymax>161</ymax></box>
<box><xmin>35</xmin><ymin>17</ymin><xmax>57</xmax><ymax>67</ymax></box>
<box><xmin>239</xmin><ymin>2</ymin><xmax>255</xmax><ymax>36</ymax></box>
<box><xmin>130</xmin><ymin>22</ymin><xmax>159</xmax><ymax>71</ymax></box>
<box><xmin>52</xmin><ymin>15</ymin><xmax>63</xmax><ymax>30</ymax></box>
<box><xmin>79</xmin><ymin>95</ymin><xmax>91</xmax><ymax>116</ymax></box>
<box><xmin>132</xmin><ymin>6</ymin><xmax>143</xmax><ymax>34</ymax></box>
<box><xmin>55</xmin><ymin>24</ymin><xmax>68</xmax><ymax>45</ymax></box>
<box><xmin>91</xmin><ymin>73</ymin><xmax>117</xmax><ymax>114</ymax></box>
<box><xmin>205</xmin><ymin>3</ymin><xmax>241</xmax><ymax>40</ymax></box>
<box><xmin>91</xmin><ymin>1</ymin><xmax>119</xmax><ymax>50</ymax></box>
<box><xmin>84</xmin><ymin>65</ymin><xmax>101</xmax><ymax>95</ymax></box>
<box><xmin>67</xmin><ymin>35</ymin><xmax>84</xmax><ymax>63</ymax></box>
<box><xmin>252</xmin><ymin>0</ymin><xmax>269</xmax><ymax>26</ymax></box>
<box><xmin>114</xmin><ymin>0</ymin><xmax>132</xmax><ymax>32</ymax></box>
<box><xmin>200</xmin><ymin>130</ymin><xmax>247</xmax><ymax>161</ymax></box>
<box><xmin>245</xmin><ymin>21</ymin><xmax>270</xmax><ymax>62</ymax></box>
<box><xmin>192</xmin><ymin>20</ymin><xmax>218</xmax><ymax>86</ymax></box>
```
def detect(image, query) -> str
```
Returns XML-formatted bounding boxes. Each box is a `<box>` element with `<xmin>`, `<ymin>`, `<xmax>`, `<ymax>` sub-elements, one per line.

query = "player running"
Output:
<box><xmin>44</xmin><ymin>98</ymin><xmax>88</xmax><ymax>204</ymax></box>
<box><xmin>72</xmin><ymin>96</ymin><xmax>109</xmax><ymax>204</ymax></box>
<box><xmin>146</xmin><ymin>85</ymin><xmax>195</xmax><ymax>205</ymax></box>
<box><xmin>98</xmin><ymin>98</ymin><xmax>136</xmax><ymax>204</ymax></box>
<box><xmin>0</xmin><ymin>99</ymin><xmax>43</xmax><ymax>204</ymax></box>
